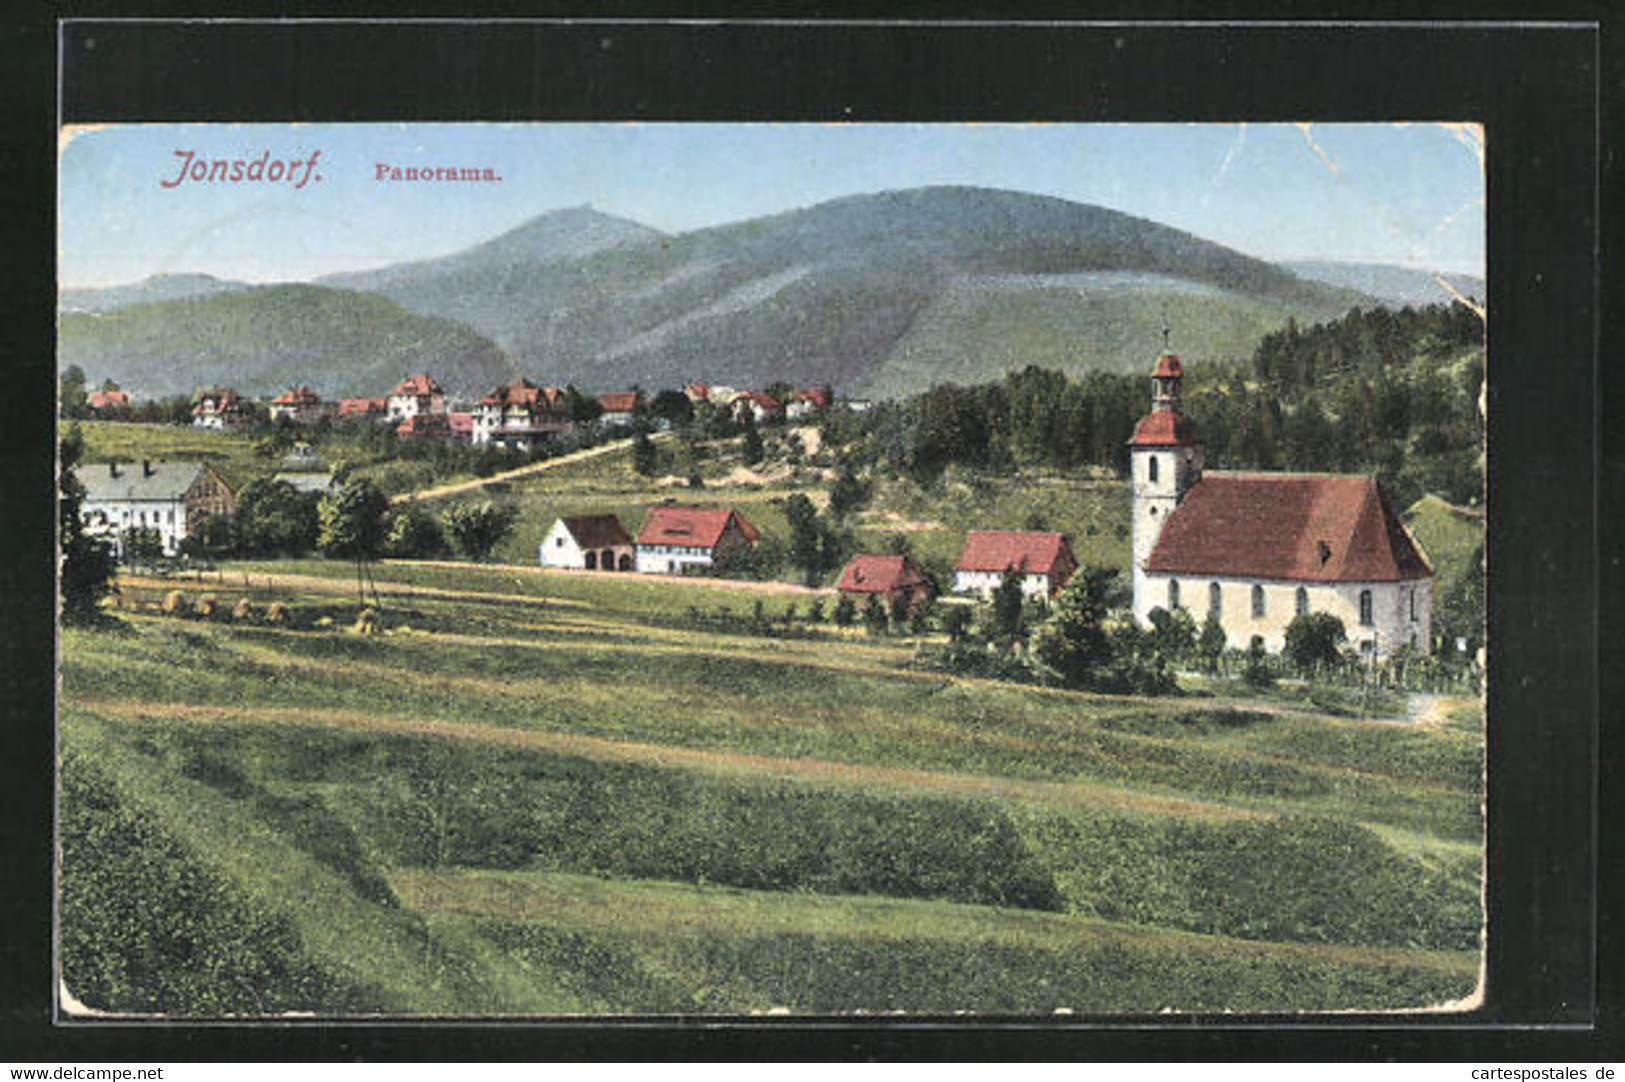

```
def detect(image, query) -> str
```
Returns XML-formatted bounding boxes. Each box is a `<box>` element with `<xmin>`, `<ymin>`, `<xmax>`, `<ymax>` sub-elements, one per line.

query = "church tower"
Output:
<box><xmin>1128</xmin><ymin>352</ymin><xmax>1204</xmax><ymax>614</ymax></box>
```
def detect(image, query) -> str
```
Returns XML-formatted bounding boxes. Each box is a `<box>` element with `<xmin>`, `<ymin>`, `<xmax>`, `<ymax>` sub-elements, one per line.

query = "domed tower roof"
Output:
<box><xmin>1152</xmin><ymin>353</ymin><xmax>1183</xmax><ymax>379</ymax></box>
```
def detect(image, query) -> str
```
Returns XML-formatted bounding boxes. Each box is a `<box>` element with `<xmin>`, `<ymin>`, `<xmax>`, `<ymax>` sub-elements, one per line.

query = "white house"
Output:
<box><xmin>268</xmin><ymin>386</ymin><xmax>325</xmax><ymax>423</ymax></box>
<box><xmin>953</xmin><ymin>530</ymin><xmax>1078</xmax><ymax>602</ymax></box>
<box><xmin>192</xmin><ymin>388</ymin><xmax>253</xmax><ymax>429</ymax></box>
<box><xmin>785</xmin><ymin>389</ymin><xmax>829</xmax><ymax>421</ymax></box>
<box><xmin>388</xmin><ymin>374</ymin><xmax>447</xmax><ymax>423</ymax></box>
<box><xmin>540</xmin><ymin>514</ymin><xmax>635</xmax><ymax>571</ymax></box>
<box><xmin>473</xmin><ymin>379</ymin><xmax>570</xmax><ymax>449</ymax></box>
<box><xmin>79</xmin><ymin>460</ymin><xmax>235</xmax><ymax>557</ymax></box>
<box><xmin>596</xmin><ymin>391</ymin><xmax>641</xmax><ymax>428</ymax></box>
<box><xmin>1128</xmin><ymin>352</ymin><xmax>1433</xmax><ymax>659</ymax></box>
<box><xmin>634</xmin><ymin>506</ymin><xmax>760</xmax><ymax>575</ymax></box>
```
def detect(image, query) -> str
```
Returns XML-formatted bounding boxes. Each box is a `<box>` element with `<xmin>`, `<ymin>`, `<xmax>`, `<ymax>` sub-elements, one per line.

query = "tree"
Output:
<box><xmin>989</xmin><ymin>570</ymin><xmax>1028</xmax><ymax>643</ymax></box>
<box><xmin>317</xmin><ymin>479</ymin><xmax>390</xmax><ymax>605</ymax></box>
<box><xmin>232</xmin><ymin>479</ymin><xmax>319</xmax><ymax>556</ymax></box>
<box><xmin>1242</xmin><ymin>637</ymin><xmax>1276</xmax><ymax>688</ymax></box>
<box><xmin>861</xmin><ymin>594</ymin><xmax>889</xmax><ymax>636</ymax></box>
<box><xmin>382</xmin><ymin>503</ymin><xmax>447</xmax><ymax>558</ymax></box>
<box><xmin>1029</xmin><ymin>567</ymin><xmax>1116</xmax><ymax>689</ymax></box>
<box><xmin>59</xmin><ymin>365</ymin><xmax>89</xmax><ymax>419</ymax></box>
<box><xmin>121</xmin><ymin>526</ymin><xmax>165</xmax><ymax>571</ymax></box>
<box><xmin>563</xmin><ymin>385</ymin><xmax>603</xmax><ymax>424</ymax></box>
<box><xmin>1148</xmin><ymin>605</ymin><xmax>1198</xmax><ymax>664</ymax></box>
<box><xmin>740</xmin><ymin>413</ymin><xmax>764</xmax><ymax>465</ymax></box>
<box><xmin>631</xmin><ymin>428</ymin><xmax>660</xmax><ymax>477</ymax></box>
<box><xmin>833</xmin><ymin>595</ymin><xmax>857</xmax><ymax>627</ymax></box>
<box><xmin>827</xmin><ymin>464</ymin><xmax>869</xmax><ymax>521</ymax></box>
<box><xmin>1197</xmin><ymin>609</ymin><xmax>1227</xmax><ymax>674</ymax></box>
<box><xmin>940</xmin><ymin>604</ymin><xmax>973</xmax><ymax>643</ymax></box>
<box><xmin>1283</xmin><ymin>612</ymin><xmax>1348</xmax><ymax>674</ymax></box>
<box><xmin>59</xmin><ymin>426</ymin><xmax>115</xmax><ymax>623</ymax></box>
<box><xmin>441</xmin><ymin>502</ymin><xmax>518</xmax><ymax>563</ymax></box>
<box><xmin>649</xmin><ymin>389</ymin><xmax>693</xmax><ymax>426</ymax></box>
<box><xmin>785</xmin><ymin>493</ymin><xmax>823</xmax><ymax>585</ymax></box>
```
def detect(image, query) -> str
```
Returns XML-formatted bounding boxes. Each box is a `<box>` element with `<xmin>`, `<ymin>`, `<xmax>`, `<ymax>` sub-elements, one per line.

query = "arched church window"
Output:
<box><xmin>1252</xmin><ymin>584</ymin><xmax>1266</xmax><ymax>618</ymax></box>
<box><xmin>1148</xmin><ymin>456</ymin><xmax>1159</xmax><ymax>483</ymax></box>
<box><xmin>1209</xmin><ymin>581</ymin><xmax>1222</xmax><ymax>617</ymax></box>
<box><xmin>1359</xmin><ymin>589</ymin><xmax>1374</xmax><ymax>627</ymax></box>
<box><xmin>1168</xmin><ymin>579</ymin><xmax>1180</xmax><ymax>610</ymax></box>
<box><xmin>1295</xmin><ymin>586</ymin><xmax>1309</xmax><ymax>617</ymax></box>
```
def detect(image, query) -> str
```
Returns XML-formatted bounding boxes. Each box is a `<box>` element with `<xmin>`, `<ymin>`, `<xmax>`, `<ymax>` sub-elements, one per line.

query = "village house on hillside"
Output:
<box><xmin>597</xmin><ymin>391</ymin><xmax>642</xmax><ymax>428</ymax></box>
<box><xmin>634</xmin><ymin>506</ymin><xmax>760</xmax><ymax>575</ymax></box>
<box><xmin>79</xmin><ymin>460</ymin><xmax>235</xmax><ymax>556</ymax></box>
<box><xmin>1128</xmin><ymin>352</ymin><xmax>1433</xmax><ymax>659</ymax></box>
<box><xmin>387</xmin><ymin>374</ymin><xmax>447</xmax><ymax>423</ymax></box>
<box><xmin>86</xmin><ymin>389</ymin><xmax>129</xmax><ymax>414</ymax></box>
<box><xmin>954</xmin><ymin>530</ymin><xmax>1079</xmax><ymax>601</ymax></box>
<box><xmin>192</xmin><ymin>388</ymin><xmax>253</xmax><ymax>430</ymax></box>
<box><xmin>786</xmin><ymin>389</ymin><xmax>829</xmax><ymax>422</ymax></box>
<box><xmin>473</xmin><ymin>379</ymin><xmax>571</xmax><ymax>449</ymax></box>
<box><xmin>730</xmin><ymin>391</ymin><xmax>783</xmax><ymax>425</ymax></box>
<box><xmin>268</xmin><ymin>385</ymin><xmax>325</xmax><ymax>423</ymax></box>
<box><xmin>837</xmin><ymin>554</ymin><xmax>934</xmax><ymax>612</ymax></box>
<box><xmin>336</xmin><ymin>396</ymin><xmax>389</xmax><ymax>422</ymax></box>
<box><xmin>540</xmin><ymin>514</ymin><xmax>635</xmax><ymax>571</ymax></box>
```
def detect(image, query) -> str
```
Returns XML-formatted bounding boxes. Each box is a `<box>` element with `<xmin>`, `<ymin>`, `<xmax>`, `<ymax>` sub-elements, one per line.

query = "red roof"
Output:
<box><xmin>192</xmin><ymin>388</ymin><xmax>244</xmax><ymax>414</ymax></box>
<box><xmin>598</xmin><ymin>391</ymin><xmax>640</xmax><ymax>414</ymax></box>
<box><xmin>481</xmin><ymin>379</ymin><xmax>565</xmax><ymax>411</ymax></box>
<box><xmin>955</xmin><ymin>531</ymin><xmax>1078</xmax><ymax>578</ymax></box>
<box><xmin>337</xmin><ymin>397</ymin><xmax>388</xmax><ymax>415</ymax></box>
<box><xmin>396</xmin><ymin>414</ymin><xmax>450</xmax><ymax>438</ymax></box>
<box><xmin>791</xmin><ymin>389</ymin><xmax>829</xmax><ymax>409</ymax></box>
<box><xmin>87</xmin><ymin>390</ymin><xmax>129</xmax><ymax>410</ymax></box>
<box><xmin>393</xmin><ymin>374</ymin><xmax>442</xmax><ymax>397</ymax></box>
<box><xmin>1152</xmin><ymin>353</ymin><xmax>1183</xmax><ymax>379</ymax></box>
<box><xmin>561</xmin><ymin>514</ymin><xmax>632</xmax><ymax>549</ymax></box>
<box><xmin>272</xmin><ymin>386</ymin><xmax>320</xmax><ymax>406</ymax></box>
<box><xmin>1128</xmin><ymin>409</ymin><xmax>1200</xmax><ymax>447</ymax></box>
<box><xmin>733</xmin><ymin>391</ymin><xmax>782</xmax><ymax>413</ymax></box>
<box><xmin>685</xmin><ymin>382</ymin><xmax>711</xmax><ymax>401</ymax></box>
<box><xmin>837</xmin><ymin>554</ymin><xmax>929</xmax><ymax>595</ymax></box>
<box><xmin>637</xmin><ymin>506</ymin><xmax>760</xmax><ymax>549</ymax></box>
<box><xmin>1147</xmin><ymin>473</ymin><xmax>1433</xmax><ymax>583</ymax></box>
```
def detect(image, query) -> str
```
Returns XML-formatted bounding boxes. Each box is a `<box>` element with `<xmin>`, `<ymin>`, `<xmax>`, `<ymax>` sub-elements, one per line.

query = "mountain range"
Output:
<box><xmin>59</xmin><ymin>186</ymin><xmax>1474</xmax><ymax>401</ymax></box>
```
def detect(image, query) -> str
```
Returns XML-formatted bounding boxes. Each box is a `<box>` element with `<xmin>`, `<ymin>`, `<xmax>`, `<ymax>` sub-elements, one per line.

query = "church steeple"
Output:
<box><xmin>1128</xmin><ymin>349</ymin><xmax>1204</xmax><ymax>617</ymax></box>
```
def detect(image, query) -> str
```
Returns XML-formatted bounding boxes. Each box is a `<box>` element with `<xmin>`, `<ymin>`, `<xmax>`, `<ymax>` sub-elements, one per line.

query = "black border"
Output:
<box><xmin>3</xmin><ymin>10</ymin><xmax>1614</xmax><ymax>1061</ymax></box>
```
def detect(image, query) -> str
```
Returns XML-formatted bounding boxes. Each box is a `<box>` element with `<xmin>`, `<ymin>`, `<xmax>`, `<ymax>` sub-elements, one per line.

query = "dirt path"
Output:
<box><xmin>390</xmin><ymin>434</ymin><xmax>666</xmax><ymax>506</ymax></box>
<box><xmin>69</xmin><ymin>696</ymin><xmax>1258</xmax><ymax>822</ymax></box>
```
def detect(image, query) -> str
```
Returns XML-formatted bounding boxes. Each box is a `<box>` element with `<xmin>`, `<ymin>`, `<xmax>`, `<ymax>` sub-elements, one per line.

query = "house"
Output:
<box><xmin>446</xmin><ymin>412</ymin><xmax>476</xmax><ymax>443</ymax></box>
<box><xmin>954</xmin><ymin>531</ymin><xmax>1079</xmax><ymax>601</ymax></box>
<box><xmin>268</xmin><ymin>386</ymin><xmax>325</xmax><ymax>423</ymax></box>
<box><xmin>785</xmin><ymin>389</ymin><xmax>829</xmax><ymax>421</ymax></box>
<box><xmin>1128</xmin><ymin>352</ymin><xmax>1433</xmax><ymax>660</ymax></box>
<box><xmin>539</xmin><ymin>514</ymin><xmax>635</xmax><ymax>571</ymax></box>
<box><xmin>192</xmin><ymin>388</ymin><xmax>253</xmax><ymax>430</ymax></box>
<box><xmin>336</xmin><ymin>396</ymin><xmax>390</xmax><ymax>421</ymax></box>
<box><xmin>684</xmin><ymin>382</ymin><xmax>712</xmax><ymax>406</ymax></box>
<box><xmin>79</xmin><ymin>460</ymin><xmax>235</xmax><ymax>557</ymax></box>
<box><xmin>387</xmin><ymin>374</ymin><xmax>447</xmax><ymax>423</ymax></box>
<box><xmin>634</xmin><ymin>506</ymin><xmax>760</xmax><ymax>575</ymax></box>
<box><xmin>597</xmin><ymin>391</ymin><xmax>642</xmax><ymax>428</ymax></box>
<box><xmin>730</xmin><ymin>391</ymin><xmax>783</xmax><ymax>425</ymax></box>
<box><xmin>396</xmin><ymin>413</ymin><xmax>451</xmax><ymax>440</ymax></box>
<box><xmin>473</xmin><ymin>379</ymin><xmax>571</xmax><ymax>449</ymax></box>
<box><xmin>837</xmin><ymin>554</ymin><xmax>934</xmax><ymax>612</ymax></box>
<box><xmin>86</xmin><ymin>389</ymin><xmax>129</xmax><ymax>414</ymax></box>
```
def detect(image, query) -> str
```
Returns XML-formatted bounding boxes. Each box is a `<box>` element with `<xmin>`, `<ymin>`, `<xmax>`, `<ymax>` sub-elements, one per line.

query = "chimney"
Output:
<box><xmin>142</xmin><ymin>460</ymin><xmax>154</xmax><ymax>477</ymax></box>
<box><xmin>108</xmin><ymin>462</ymin><xmax>119</xmax><ymax>478</ymax></box>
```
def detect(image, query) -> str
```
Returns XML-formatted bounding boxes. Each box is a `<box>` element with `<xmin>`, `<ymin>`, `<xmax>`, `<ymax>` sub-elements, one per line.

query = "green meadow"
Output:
<box><xmin>59</xmin><ymin>559</ymin><xmax>1484</xmax><ymax>1016</ymax></box>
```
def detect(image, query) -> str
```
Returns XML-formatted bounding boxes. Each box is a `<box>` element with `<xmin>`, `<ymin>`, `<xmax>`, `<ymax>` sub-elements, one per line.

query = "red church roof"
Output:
<box><xmin>1128</xmin><ymin>409</ymin><xmax>1200</xmax><ymax>447</ymax></box>
<box><xmin>637</xmin><ymin>506</ymin><xmax>760</xmax><ymax>549</ymax></box>
<box><xmin>955</xmin><ymin>531</ymin><xmax>1078</xmax><ymax>578</ymax></box>
<box><xmin>1146</xmin><ymin>473</ymin><xmax>1433</xmax><ymax>583</ymax></box>
<box><xmin>837</xmin><ymin>554</ymin><xmax>929</xmax><ymax>595</ymax></box>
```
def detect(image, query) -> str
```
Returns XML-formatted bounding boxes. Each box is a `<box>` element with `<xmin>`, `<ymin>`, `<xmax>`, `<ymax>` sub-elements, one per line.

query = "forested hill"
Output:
<box><xmin>58</xmin><ymin>284</ymin><xmax>517</xmax><ymax>400</ymax></box>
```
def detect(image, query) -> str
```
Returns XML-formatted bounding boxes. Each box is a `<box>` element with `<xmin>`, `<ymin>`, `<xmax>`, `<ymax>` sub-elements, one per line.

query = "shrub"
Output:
<box><xmin>1284</xmin><ymin>612</ymin><xmax>1349</xmax><ymax>674</ymax></box>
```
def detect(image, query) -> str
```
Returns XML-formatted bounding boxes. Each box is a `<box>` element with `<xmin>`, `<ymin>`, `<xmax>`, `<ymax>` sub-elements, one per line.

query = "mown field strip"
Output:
<box><xmin>118</xmin><ymin>572</ymin><xmax>592</xmax><ymax>612</ymax></box>
<box><xmin>390</xmin><ymin>867</ymin><xmax>1479</xmax><ymax>980</ymax></box>
<box><xmin>67</xmin><ymin>696</ymin><xmax>1260</xmax><ymax>822</ymax></box>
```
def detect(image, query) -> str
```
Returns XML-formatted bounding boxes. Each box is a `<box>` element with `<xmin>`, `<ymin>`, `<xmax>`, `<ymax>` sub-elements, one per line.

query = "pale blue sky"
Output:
<box><xmin>58</xmin><ymin>122</ymin><xmax>1484</xmax><ymax>288</ymax></box>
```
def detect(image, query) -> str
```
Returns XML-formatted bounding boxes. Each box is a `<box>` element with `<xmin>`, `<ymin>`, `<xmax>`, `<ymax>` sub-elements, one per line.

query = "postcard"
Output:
<box><xmin>56</xmin><ymin>120</ymin><xmax>1486</xmax><ymax>1018</ymax></box>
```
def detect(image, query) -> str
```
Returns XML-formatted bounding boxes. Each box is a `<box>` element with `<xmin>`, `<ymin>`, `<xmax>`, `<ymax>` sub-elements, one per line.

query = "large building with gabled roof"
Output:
<box><xmin>1129</xmin><ymin>352</ymin><xmax>1433</xmax><ymax>659</ymax></box>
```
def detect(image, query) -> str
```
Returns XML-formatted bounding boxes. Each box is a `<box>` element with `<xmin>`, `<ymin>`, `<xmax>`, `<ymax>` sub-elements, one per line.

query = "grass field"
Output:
<box><xmin>59</xmin><ymin>559</ymin><xmax>1484</xmax><ymax>1016</ymax></box>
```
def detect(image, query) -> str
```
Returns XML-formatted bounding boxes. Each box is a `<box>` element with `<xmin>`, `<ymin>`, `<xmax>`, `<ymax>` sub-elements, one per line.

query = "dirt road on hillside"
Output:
<box><xmin>391</xmin><ymin>434</ymin><xmax>670</xmax><ymax>506</ymax></box>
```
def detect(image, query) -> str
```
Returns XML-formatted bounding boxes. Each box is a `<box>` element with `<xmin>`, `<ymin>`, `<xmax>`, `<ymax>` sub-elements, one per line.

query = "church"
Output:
<box><xmin>1129</xmin><ymin>352</ymin><xmax>1433</xmax><ymax>661</ymax></box>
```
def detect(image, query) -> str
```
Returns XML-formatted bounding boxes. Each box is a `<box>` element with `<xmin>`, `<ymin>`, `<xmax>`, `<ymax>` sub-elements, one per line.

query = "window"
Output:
<box><xmin>1409</xmin><ymin>588</ymin><xmax>1418</xmax><ymax>622</ymax></box>
<box><xmin>1168</xmin><ymin>579</ymin><xmax>1180</xmax><ymax>610</ymax></box>
<box><xmin>556</xmin><ymin>536</ymin><xmax>564</xmax><ymax>547</ymax></box>
<box><xmin>1359</xmin><ymin>589</ymin><xmax>1374</xmax><ymax>627</ymax></box>
<box><xmin>1209</xmin><ymin>581</ymin><xmax>1222</xmax><ymax>617</ymax></box>
<box><xmin>1148</xmin><ymin>456</ymin><xmax>1159</xmax><ymax>484</ymax></box>
<box><xmin>1252</xmin><ymin>584</ymin><xmax>1266</xmax><ymax>619</ymax></box>
<box><xmin>1296</xmin><ymin>586</ymin><xmax>1309</xmax><ymax>617</ymax></box>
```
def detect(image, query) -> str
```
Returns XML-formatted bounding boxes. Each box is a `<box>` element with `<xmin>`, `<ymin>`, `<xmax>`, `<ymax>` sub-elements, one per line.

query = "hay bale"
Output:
<box><xmin>265</xmin><ymin>601</ymin><xmax>287</xmax><ymax>625</ymax></box>
<box><xmin>231</xmin><ymin>598</ymin><xmax>254</xmax><ymax>621</ymax></box>
<box><xmin>161</xmin><ymin>590</ymin><xmax>186</xmax><ymax>615</ymax></box>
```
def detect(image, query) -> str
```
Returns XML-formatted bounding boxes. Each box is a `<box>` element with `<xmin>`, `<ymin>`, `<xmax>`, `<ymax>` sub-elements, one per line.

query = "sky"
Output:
<box><xmin>58</xmin><ymin>122</ymin><xmax>1484</xmax><ymax>289</ymax></box>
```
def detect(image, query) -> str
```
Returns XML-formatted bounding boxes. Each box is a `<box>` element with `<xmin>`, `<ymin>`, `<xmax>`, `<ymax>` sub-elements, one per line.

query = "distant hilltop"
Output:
<box><xmin>58</xmin><ymin>186</ymin><xmax>1478</xmax><ymax>400</ymax></box>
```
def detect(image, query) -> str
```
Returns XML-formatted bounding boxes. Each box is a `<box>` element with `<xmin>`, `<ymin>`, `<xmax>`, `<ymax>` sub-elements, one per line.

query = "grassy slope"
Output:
<box><xmin>60</xmin><ymin>563</ymin><xmax>1482</xmax><ymax>1014</ymax></box>
<box><xmin>72</xmin><ymin>421</ymin><xmax>274</xmax><ymax>493</ymax></box>
<box><xmin>1404</xmin><ymin>495</ymin><xmax>1484</xmax><ymax>584</ymax></box>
